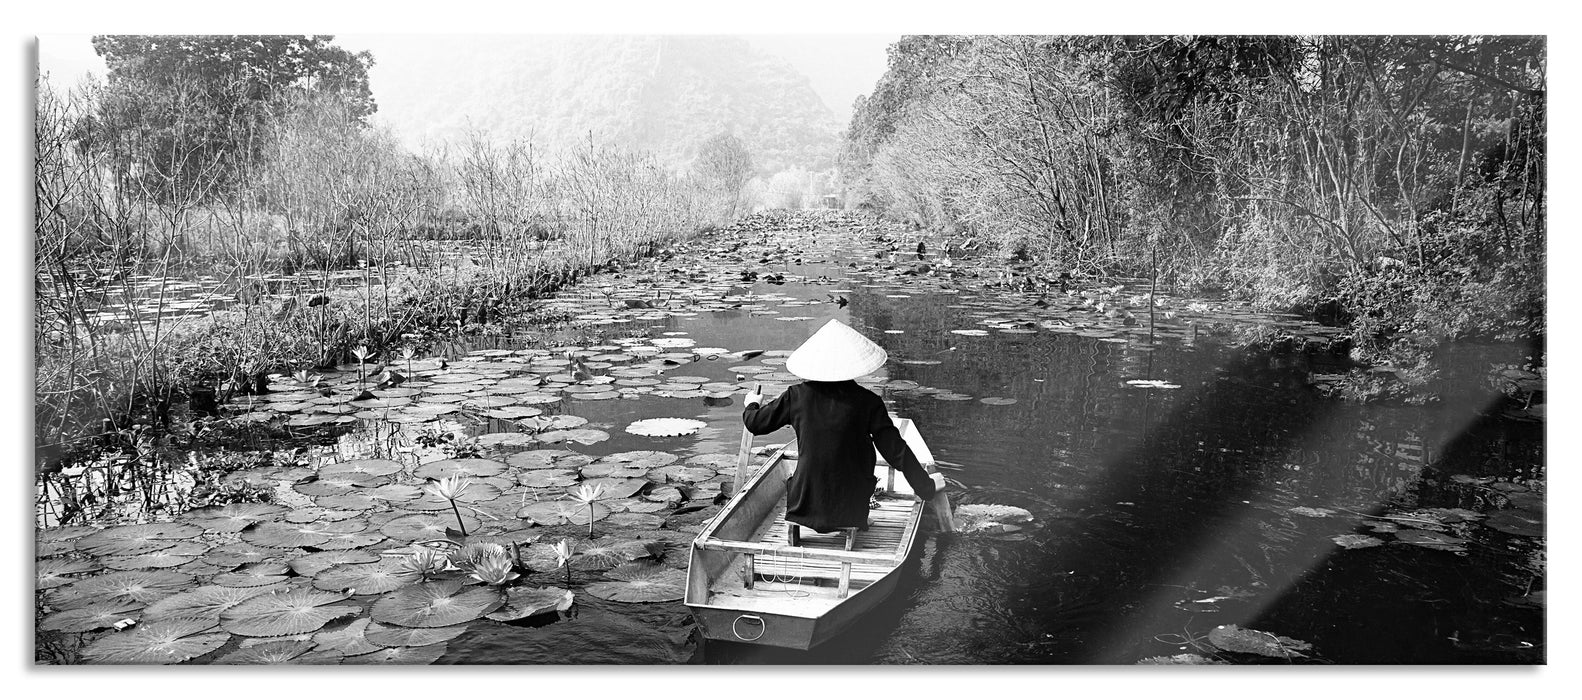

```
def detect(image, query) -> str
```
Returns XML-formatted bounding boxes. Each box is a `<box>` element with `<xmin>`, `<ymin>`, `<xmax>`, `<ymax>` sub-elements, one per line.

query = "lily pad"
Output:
<box><xmin>102</xmin><ymin>547</ymin><xmax>208</xmax><ymax>571</ymax></box>
<box><xmin>650</xmin><ymin>464</ymin><xmax>717</xmax><ymax>483</ymax></box>
<box><xmin>289</xmin><ymin>550</ymin><xmax>381</xmax><ymax>577</ymax></box>
<box><xmin>211</xmin><ymin>562</ymin><xmax>293</xmax><ymax>587</ymax></box>
<box><xmin>80</xmin><ymin>617</ymin><xmax>230</xmax><ymax>664</ymax></box>
<box><xmin>313</xmin><ymin>560</ymin><xmax>421</xmax><ymax>595</ymax></box>
<box><xmin>49</xmin><ymin>569</ymin><xmax>195</xmax><ymax>609</ymax></box>
<box><xmin>211</xmin><ymin>639</ymin><xmax>317</xmax><ymax>664</ymax></box>
<box><xmin>584</xmin><ymin>563</ymin><xmax>687</xmax><ymax>602</ymax></box>
<box><xmin>381</xmin><ymin>513</ymin><xmax>481</xmax><ymax>542</ymax></box>
<box><xmin>76</xmin><ymin>522</ymin><xmax>202</xmax><ymax>557</ymax></box>
<box><xmin>485</xmin><ymin>587</ymin><xmax>574</xmax><ymax>622</ymax></box>
<box><xmin>220</xmin><ymin>587</ymin><xmax>360</xmax><ymax>637</ymax></box>
<box><xmin>36</xmin><ymin>557</ymin><xmax>103</xmax><ymax>589</ymax></box>
<box><xmin>370</xmin><ymin>579</ymin><xmax>504</xmax><ymax>628</ymax></box>
<box><xmin>240</xmin><ymin>522</ymin><xmax>333</xmax><ymax>549</ymax></box>
<box><xmin>517</xmin><ymin>500</ymin><xmax>611</xmax><ymax>526</ymax></box>
<box><xmin>311</xmin><ymin>617</ymin><xmax>382</xmax><ymax>656</ymax></box>
<box><xmin>183</xmin><ymin>503</ymin><xmax>289</xmax><ymax>532</ymax></box>
<box><xmin>40</xmin><ymin>599</ymin><xmax>144</xmax><ymax>633</ymax></box>
<box><xmin>293</xmin><ymin>472</ymin><xmax>387</xmax><ymax>497</ymax></box>
<box><xmin>141</xmin><ymin>584</ymin><xmax>287</xmax><ymax>622</ymax></box>
<box><xmin>517</xmin><ymin>469</ymin><xmax>581</xmax><ymax>489</ymax></box>
<box><xmin>342</xmin><ymin>642</ymin><xmax>449</xmax><ymax>665</ymax></box>
<box><xmin>201</xmin><ymin>543</ymin><xmax>278</xmax><ymax>568</ymax></box>
<box><xmin>1332</xmin><ymin>534</ymin><xmax>1385</xmax><ymax>550</ymax></box>
<box><xmin>321</xmin><ymin>458</ymin><xmax>406</xmax><ymax>477</ymax></box>
<box><xmin>363</xmin><ymin>620</ymin><xmax>474</xmax><ymax>647</ymax></box>
<box><xmin>1205</xmin><ymin>624</ymin><xmax>1311</xmax><ymax>658</ymax></box>
<box><xmin>624</xmin><ymin>418</ymin><xmax>706</xmax><ymax>437</ymax></box>
<box><xmin>580</xmin><ymin>477</ymin><xmax>649</xmax><ymax>499</ymax></box>
<box><xmin>535</xmin><ymin>428</ymin><xmax>611</xmax><ymax>446</ymax></box>
<box><xmin>507</xmin><ymin>449</ymin><xmax>593</xmax><ymax>470</ymax></box>
<box><xmin>415</xmin><ymin>458</ymin><xmax>508</xmax><ymax>480</ymax></box>
<box><xmin>573</xmin><ymin>539</ymin><xmax>658</xmax><ymax>569</ymax></box>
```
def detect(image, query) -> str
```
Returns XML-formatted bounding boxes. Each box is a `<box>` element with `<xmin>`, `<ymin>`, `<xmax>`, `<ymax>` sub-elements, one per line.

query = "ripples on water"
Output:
<box><xmin>44</xmin><ymin>235</ymin><xmax>1543</xmax><ymax>665</ymax></box>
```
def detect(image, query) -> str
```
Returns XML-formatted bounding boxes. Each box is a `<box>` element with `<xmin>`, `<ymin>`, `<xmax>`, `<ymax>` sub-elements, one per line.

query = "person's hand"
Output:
<box><xmin>743</xmin><ymin>388</ymin><xmax>763</xmax><ymax>407</ymax></box>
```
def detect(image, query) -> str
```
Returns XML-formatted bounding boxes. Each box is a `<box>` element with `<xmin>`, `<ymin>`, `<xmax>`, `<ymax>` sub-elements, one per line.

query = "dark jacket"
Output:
<box><xmin>743</xmin><ymin>380</ymin><xmax>937</xmax><ymax>532</ymax></box>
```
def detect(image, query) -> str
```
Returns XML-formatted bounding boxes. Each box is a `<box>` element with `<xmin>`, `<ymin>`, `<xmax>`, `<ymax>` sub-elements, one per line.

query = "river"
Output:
<box><xmin>36</xmin><ymin>217</ymin><xmax>1545</xmax><ymax>665</ymax></box>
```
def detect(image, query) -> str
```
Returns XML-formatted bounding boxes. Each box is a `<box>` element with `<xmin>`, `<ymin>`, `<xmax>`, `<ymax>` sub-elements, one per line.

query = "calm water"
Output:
<box><xmin>428</xmin><ymin>242</ymin><xmax>1544</xmax><ymax>665</ymax></box>
<box><xmin>40</xmin><ymin>225</ymin><xmax>1544</xmax><ymax>665</ymax></box>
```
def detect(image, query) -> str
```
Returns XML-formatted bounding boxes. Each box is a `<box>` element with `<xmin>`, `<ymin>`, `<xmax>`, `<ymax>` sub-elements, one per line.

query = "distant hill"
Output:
<box><xmin>361</xmin><ymin>35</ymin><xmax>840</xmax><ymax>173</ymax></box>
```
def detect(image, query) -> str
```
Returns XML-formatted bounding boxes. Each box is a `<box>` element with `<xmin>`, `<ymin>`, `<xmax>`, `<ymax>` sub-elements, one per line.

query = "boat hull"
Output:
<box><xmin>685</xmin><ymin>418</ymin><xmax>935</xmax><ymax>651</ymax></box>
<box><xmin>690</xmin><ymin>562</ymin><xmax>907</xmax><ymax>650</ymax></box>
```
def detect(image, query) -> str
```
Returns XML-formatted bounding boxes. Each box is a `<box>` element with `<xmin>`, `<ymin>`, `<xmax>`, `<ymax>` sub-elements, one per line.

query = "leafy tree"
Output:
<box><xmin>693</xmin><ymin>132</ymin><xmax>753</xmax><ymax>216</ymax></box>
<box><xmin>93</xmin><ymin>35</ymin><xmax>376</xmax><ymax>121</ymax></box>
<box><xmin>88</xmin><ymin>35</ymin><xmax>376</xmax><ymax>202</ymax></box>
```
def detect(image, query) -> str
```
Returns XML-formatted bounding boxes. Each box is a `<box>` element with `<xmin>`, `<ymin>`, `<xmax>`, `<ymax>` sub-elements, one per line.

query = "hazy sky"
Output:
<box><xmin>36</xmin><ymin>34</ymin><xmax>899</xmax><ymax>123</ymax></box>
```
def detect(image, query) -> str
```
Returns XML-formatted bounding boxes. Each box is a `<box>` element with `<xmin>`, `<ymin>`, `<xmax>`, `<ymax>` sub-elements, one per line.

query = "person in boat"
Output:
<box><xmin>742</xmin><ymin>319</ymin><xmax>940</xmax><ymax>545</ymax></box>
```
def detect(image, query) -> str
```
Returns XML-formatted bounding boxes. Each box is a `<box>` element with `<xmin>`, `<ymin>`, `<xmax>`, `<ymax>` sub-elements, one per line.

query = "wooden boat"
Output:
<box><xmin>685</xmin><ymin>418</ymin><xmax>941</xmax><ymax>650</ymax></box>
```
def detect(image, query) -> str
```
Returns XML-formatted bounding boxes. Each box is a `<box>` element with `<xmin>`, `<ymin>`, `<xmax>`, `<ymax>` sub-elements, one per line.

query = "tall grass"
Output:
<box><xmin>34</xmin><ymin>76</ymin><xmax>728</xmax><ymax>495</ymax></box>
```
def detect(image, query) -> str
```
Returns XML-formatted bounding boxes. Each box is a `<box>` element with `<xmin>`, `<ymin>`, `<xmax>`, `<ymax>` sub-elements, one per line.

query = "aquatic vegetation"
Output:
<box><xmin>79</xmin><ymin>617</ymin><xmax>231</xmax><ymax>664</ymax></box>
<box><xmin>426</xmin><ymin>474</ymin><xmax>474</xmax><ymax>537</ymax></box>
<box><xmin>370</xmin><ymin>579</ymin><xmax>504</xmax><ymax>628</ymax></box>
<box><xmin>397</xmin><ymin>549</ymin><xmax>451</xmax><ymax>582</ymax></box>
<box><xmin>1331</xmin><ymin>534</ymin><xmax>1384</xmax><ymax>550</ymax></box>
<box><xmin>624</xmin><ymin>418</ymin><xmax>707</xmax><ymax>437</ymax></box>
<box><xmin>219</xmin><ymin>587</ymin><xmax>360</xmax><ymax>637</ymax></box>
<box><xmin>486</xmin><ymin>586</ymin><xmax>574</xmax><ymax>622</ymax></box>
<box><xmin>553</xmin><ymin>538</ymin><xmax>576</xmax><ymax>587</ymax></box>
<box><xmin>31</xmin><ymin>210</ymin><xmax>1543</xmax><ymax>664</ymax></box>
<box><xmin>566</xmin><ymin>482</ymin><xmax>608</xmax><ymax>537</ymax></box>
<box><xmin>952</xmin><ymin>504</ymin><xmax>1035</xmax><ymax>534</ymax></box>
<box><xmin>1205</xmin><ymin>625</ymin><xmax>1312</xmax><ymax>660</ymax></box>
<box><xmin>584</xmin><ymin>562</ymin><xmax>687</xmax><ymax>603</ymax></box>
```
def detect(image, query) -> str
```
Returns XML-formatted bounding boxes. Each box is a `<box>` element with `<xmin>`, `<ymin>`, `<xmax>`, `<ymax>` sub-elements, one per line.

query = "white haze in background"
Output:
<box><xmin>36</xmin><ymin>34</ymin><xmax>897</xmax><ymax>125</ymax></box>
<box><xmin>35</xmin><ymin>34</ymin><xmax>899</xmax><ymax>211</ymax></box>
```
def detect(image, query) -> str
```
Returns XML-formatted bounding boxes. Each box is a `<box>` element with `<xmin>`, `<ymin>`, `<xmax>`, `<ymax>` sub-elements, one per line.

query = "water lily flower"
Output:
<box><xmin>567</xmin><ymin>483</ymin><xmax>605</xmax><ymax>537</ymax></box>
<box><xmin>428</xmin><ymin>474</ymin><xmax>473</xmax><ymax>502</ymax></box>
<box><xmin>399</xmin><ymin>548</ymin><xmax>450</xmax><ymax>582</ymax></box>
<box><xmin>428</xmin><ymin>475</ymin><xmax>473</xmax><ymax>536</ymax></box>
<box><xmin>553</xmin><ymin>538</ymin><xmax>576</xmax><ymax>587</ymax></box>
<box><xmin>467</xmin><ymin>549</ymin><xmax>519</xmax><ymax>586</ymax></box>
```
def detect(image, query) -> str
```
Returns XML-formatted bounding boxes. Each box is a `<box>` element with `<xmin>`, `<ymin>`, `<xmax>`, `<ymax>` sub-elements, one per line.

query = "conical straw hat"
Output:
<box><xmin>785</xmin><ymin>319</ymin><xmax>888</xmax><ymax>382</ymax></box>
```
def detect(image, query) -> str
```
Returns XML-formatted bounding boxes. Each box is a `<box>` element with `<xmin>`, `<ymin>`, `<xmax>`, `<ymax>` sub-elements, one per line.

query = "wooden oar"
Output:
<box><xmin>925</xmin><ymin>464</ymin><xmax>957</xmax><ymax>533</ymax></box>
<box><xmin>730</xmin><ymin>384</ymin><xmax>762</xmax><ymax>496</ymax></box>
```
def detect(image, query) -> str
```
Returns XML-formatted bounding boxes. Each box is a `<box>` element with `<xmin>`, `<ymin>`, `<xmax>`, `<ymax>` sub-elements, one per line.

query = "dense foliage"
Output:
<box><xmin>35</xmin><ymin>36</ymin><xmax>740</xmax><ymax>464</ymax></box>
<box><xmin>841</xmin><ymin>35</ymin><xmax>1545</xmax><ymax>368</ymax></box>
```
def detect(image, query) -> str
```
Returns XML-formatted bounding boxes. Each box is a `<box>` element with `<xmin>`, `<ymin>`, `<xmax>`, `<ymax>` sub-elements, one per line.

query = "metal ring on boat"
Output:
<box><xmin>732</xmin><ymin>614</ymin><xmax>766</xmax><ymax>642</ymax></box>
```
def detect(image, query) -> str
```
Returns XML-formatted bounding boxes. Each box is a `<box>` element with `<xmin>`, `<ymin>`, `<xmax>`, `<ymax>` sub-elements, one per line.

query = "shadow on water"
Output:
<box><xmin>36</xmin><ymin>226</ymin><xmax>1542</xmax><ymax>665</ymax></box>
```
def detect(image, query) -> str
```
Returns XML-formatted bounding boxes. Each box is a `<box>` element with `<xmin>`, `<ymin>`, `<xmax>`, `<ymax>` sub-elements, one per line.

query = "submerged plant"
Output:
<box><xmin>567</xmin><ymin>483</ymin><xmax>605</xmax><ymax>538</ymax></box>
<box><xmin>427</xmin><ymin>475</ymin><xmax>473</xmax><ymax>537</ymax></box>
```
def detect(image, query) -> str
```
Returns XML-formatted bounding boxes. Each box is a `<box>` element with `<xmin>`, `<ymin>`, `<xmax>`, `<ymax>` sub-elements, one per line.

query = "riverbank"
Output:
<box><xmin>35</xmin><ymin>209</ymin><xmax>1544</xmax><ymax>665</ymax></box>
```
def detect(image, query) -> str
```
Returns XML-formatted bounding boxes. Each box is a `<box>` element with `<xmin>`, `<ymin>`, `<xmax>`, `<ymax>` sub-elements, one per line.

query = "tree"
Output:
<box><xmin>692</xmin><ymin>132</ymin><xmax>753</xmax><ymax>216</ymax></box>
<box><xmin>93</xmin><ymin>35</ymin><xmax>376</xmax><ymax>122</ymax></box>
<box><xmin>89</xmin><ymin>35</ymin><xmax>376</xmax><ymax>202</ymax></box>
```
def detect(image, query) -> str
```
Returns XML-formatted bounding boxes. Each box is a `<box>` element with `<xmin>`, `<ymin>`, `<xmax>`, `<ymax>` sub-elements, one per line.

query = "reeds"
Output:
<box><xmin>34</xmin><ymin>77</ymin><xmax>729</xmax><ymax>524</ymax></box>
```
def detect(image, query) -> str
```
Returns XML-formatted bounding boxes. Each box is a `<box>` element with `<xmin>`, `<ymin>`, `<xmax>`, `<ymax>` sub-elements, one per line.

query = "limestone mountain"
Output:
<box><xmin>361</xmin><ymin>35</ymin><xmax>840</xmax><ymax>173</ymax></box>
